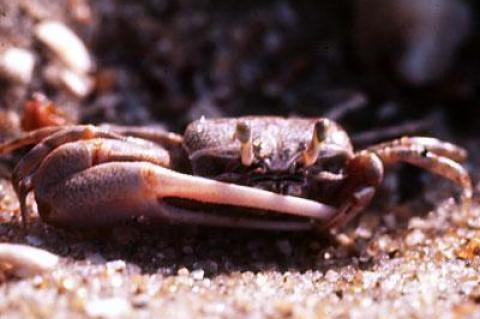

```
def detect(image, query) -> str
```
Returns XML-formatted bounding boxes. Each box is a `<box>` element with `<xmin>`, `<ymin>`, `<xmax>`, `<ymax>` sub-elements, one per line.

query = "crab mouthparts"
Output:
<box><xmin>247</xmin><ymin>175</ymin><xmax>306</xmax><ymax>196</ymax></box>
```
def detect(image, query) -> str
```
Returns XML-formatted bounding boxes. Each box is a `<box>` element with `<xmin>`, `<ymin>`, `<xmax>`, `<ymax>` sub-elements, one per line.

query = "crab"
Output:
<box><xmin>0</xmin><ymin>117</ymin><xmax>472</xmax><ymax>232</ymax></box>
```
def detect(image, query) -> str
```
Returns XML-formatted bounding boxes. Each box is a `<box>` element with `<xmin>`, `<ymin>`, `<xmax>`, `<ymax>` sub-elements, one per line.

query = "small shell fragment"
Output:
<box><xmin>0</xmin><ymin>243</ymin><xmax>59</xmax><ymax>278</ymax></box>
<box><xmin>0</xmin><ymin>47</ymin><xmax>35</xmax><ymax>84</ymax></box>
<box><xmin>85</xmin><ymin>297</ymin><xmax>132</xmax><ymax>318</ymax></box>
<box><xmin>60</xmin><ymin>68</ymin><xmax>94</xmax><ymax>98</ymax></box>
<box><xmin>34</xmin><ymin>21</ymin><xmax>93</xmax><ymax>74</ymax></box>
<box><xmin>43</xmin><ymin>63</ymin><xmax>93</xmax><ymax>98</ymax></box>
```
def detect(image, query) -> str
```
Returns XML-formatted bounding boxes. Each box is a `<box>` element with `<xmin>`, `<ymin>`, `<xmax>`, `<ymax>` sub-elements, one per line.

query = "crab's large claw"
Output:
<box><xmin>25</xmin><ymin>136</ymin><xmax>337</xmax><ymax>231</ymax></box>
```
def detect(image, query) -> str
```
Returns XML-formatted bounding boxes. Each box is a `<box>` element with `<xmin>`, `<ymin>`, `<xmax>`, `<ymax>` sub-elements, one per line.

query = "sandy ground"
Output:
<box><xmin>0</xmin><ymin>151</ymin><xmax>479</xmax><ymax>318</ymax></box>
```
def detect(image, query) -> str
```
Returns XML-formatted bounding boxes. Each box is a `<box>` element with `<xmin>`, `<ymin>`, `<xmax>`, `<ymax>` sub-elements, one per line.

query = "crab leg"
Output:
<box><xmin>0</xmin><ymin>126</ymin><xmax>63</xmax><ymax>154</ymax></box>
<box><xmin>98</xmin><ymin>124</ymin><xmax>184</xmax><ymax>148</ymax></box>
<box><xmin>318</xmin><ymin>151</ymin><xmax>383</xmax><ymax>229</ymax></box>
<box><xmin>8</xmin><ymin>126</ymin><xmax>124</xmax><ymax>184</ymax></box>
<box><xmin>8</xmin><ymin>125</ymin><xmax>176</xmax><ymax>202</ymax></box>
<box><xmin>319</xmin><ymin>187</ymin><xmax>376</xmax><ymax>231</ymax></box>
<box><xmin>367</xmin><ymin>136</ymin><xmax>467</xmax><ymax>162</ymax></box>
<box><xmin>372</xmin><ymin>144</ymin><xmax>472</xmax><ymax>205</ymax></box>
<box><xmin>5</xmin><ymin>126</ymin><xmax>128</xmax><ymax>227</ymax></box>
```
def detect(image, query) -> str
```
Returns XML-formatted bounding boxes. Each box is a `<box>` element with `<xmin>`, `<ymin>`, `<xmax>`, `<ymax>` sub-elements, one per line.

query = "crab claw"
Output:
<box><xmin>35</xmin><ymin>161</ymin><xmax>338</xmax><ymax>231</ymax></box>
<box><xmin>144</xmin><ymin>163</ymin><xmax>337</xmax><ymax>223</ymax></box>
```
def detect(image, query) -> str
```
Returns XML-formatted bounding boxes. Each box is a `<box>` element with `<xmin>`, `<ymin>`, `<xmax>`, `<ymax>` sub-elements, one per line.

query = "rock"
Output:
<box><xmin>35</xmin><ymin>20</ymin><xmax>93</xmax><ymax>74</ymax></box>
<box><xmin>59</xmin><ymin>68</ymin><xmax>94</xmax><ymax>98</ymax></box>
<box><xmin>43</xmin><ymin>63</ymin><xmax>93</xmax><ymax>98</ymax></box>
<box><xmin>0</xmin><ymin>47</ymin><xmax>35</xmax><ymax>84</ymax></box>
<box><xmin>191</xmin><ymin>269</ymin><xmax>205</xmax><ymax>281</ymax></box>
<box><xmin>405</xmin><ymin>229</ymin><xmax>426</xmax><ymax>247</ymax></box>
<box><xmin>0</xmin><ymin>243</ymin><xmax>59</xmax><ymax>278</ymax></box>
<box><xmin>85</xmin><ymin>297</ymin><xmax>131</xmax><ymax>318</ymax></box>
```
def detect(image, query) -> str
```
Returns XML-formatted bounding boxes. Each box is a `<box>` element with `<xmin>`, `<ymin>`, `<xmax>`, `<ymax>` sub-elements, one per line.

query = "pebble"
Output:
<box><xmin>0</xmin><ymin>243</ymin><xmax>59</xmax><ymax>278</ymax></box>
<box><xmin>408</xmin><ymin>217</ymin><xmax>432</xmax><ymax>230</ymax></box>
<box><xmin>455</xmin><ymin>238</ymin><xmax>480</xmax><ymax>260</ymax></box>
<box><xmin>204</xmin><ymin>260</ymin><xmax>219</xmax><ymax>274</ymax></box>
<box><xmin>0</xmin><ymin>47</ymin><xmax>35</xmax><ymax>84</ymax></box>
<box><xmin>34</xmin><ymin>21</ymin><xmax>93</xmax><ymax>74</ymax></box>
<box><xmin>85</xmin><ymin>297</ymin><xmax>131</xmax><ymax>318</ymax></box>
<box><xmin>59</xmin><ymin>68</ymin><xmax>94</xmax><ymax>98</ymax></box>
<box><xmin>131</xmin><ymin>294</ymin><xmax>149</xmax><ymax>308</ymax></box>
<box><xmin>25</xmin><ymin>235</ymin><xmax>44</xmax><ymax>247</ymax></box>
<box><xmin>405</xmin><ymin>229</ymin><xmax>426</xmax><ymax>247</ymax></box>
<box><xmin>106</xmin><ymin>260</ymin><xmax>126</xmax><ymax>273</ymax></box>
<box><xmin>43</xmin><ymin>63</ymin><xmax>93</xmax><ymax>98</ymax></box>
<box><xmin>335</xmin><ymin>233</ymin><xmax>354</xmax><ymax>247</ymax></box>
<box><xmin>325</xmin><ymin>270</ymin><xmax>340</xmax><ymax>283</ymax></box>
<box><xmin>61</xmin><ymin>277</ymin><xmax>77</xmax><ymax>292</ymax></box>
<box><xmin>86</xmin><ymin>253</ymin><xmax>107</xmax><ymax>265</ymax></box>
<box><xmin>177</xmin><ymin>267</ymin><xmax>190</xmax><ymax>276</ymax></box>
<box><xmin>467</xmin><ymin>215</ymin><xmax>480</xmax><ymax>229</ymax></box>
<box><xmin>191</xmin><ymin>269</ymin><xmax>205</xmax><ymax>281</ymax></box>
<box><xmin>355</xmin><ymin>226</ymin><xmax>373</xmax><ymax>239</ymax></box>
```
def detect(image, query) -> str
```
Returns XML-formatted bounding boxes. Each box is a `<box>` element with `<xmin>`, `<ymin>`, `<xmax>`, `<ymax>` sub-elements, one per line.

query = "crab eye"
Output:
<box><xmin>234</xmin><ymin>121</ymin><xmax>254</xmax><ymax>166</ymax></box>
<box><xmin>314</xmin><ymin>119</ymin><xmax>328</xmax><ymax>141</ymax></box>
<box><xmin>301</xmin><ymin>119</ymin><xmax>329</xmax><ymax>167</ymax></box>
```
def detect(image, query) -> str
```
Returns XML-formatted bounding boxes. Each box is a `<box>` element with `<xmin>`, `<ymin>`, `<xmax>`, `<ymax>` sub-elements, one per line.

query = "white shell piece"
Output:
<box><xmin>0</xmin><ymin>47</ymin><xmax>35</xmax><ymax>84</ymax></box>
<box><xmin>60</xmin><ymin>68</ymin><xmax>94</xmax><ymax>98</ymax></box>
<box><xmin>35</xmin><ymin>21</ymin><xmax>93</xmax><ymax>74</ymax></box>
<box><xmin>0</xmin><ymin>243</ymin><xmax>59</xmax><ymax>278</ymax></box>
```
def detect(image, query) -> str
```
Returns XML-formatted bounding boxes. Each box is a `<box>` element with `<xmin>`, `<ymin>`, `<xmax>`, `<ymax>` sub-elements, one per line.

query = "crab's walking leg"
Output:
<box><xmin>13</xmin><ymin>125</ymin><xmax>125</xmax><ymax>181</ymax></box>
<box><xmin>319</xmin><ymin>151</ymin><xmax>384</xmax><ymax>229</ymax></box>
<box><xmin>6</xmin><ymin>126</ymin><xmax>127</xmax><ymax>227</ymax></box>
<box><xmin>373</xmin><ymin>144</ymin><xmax>472</xmax><ymax>209</ymax></box>
<box><xmin>0</xmin><ymin>126</ymin><xmax>66</xmax><ymax>228</ymax></box>
<box><xmin>0</xmin><ymin>126</ymin><xmax>64</xmax><ymax>154</ymax></box>
<box><xmin>99</xmin><ymin>124</ymin><xmax>184</xmax><ymax>149</ymax></box>
<box><xmin>1</xmin><ymin>125</ymin><xmax>189</xmax><ymax>228</ymax></box>
<box><xmin>367</xmin><ymin>136</ymin><xmax>467</xmax><ymax>162</ymax></box>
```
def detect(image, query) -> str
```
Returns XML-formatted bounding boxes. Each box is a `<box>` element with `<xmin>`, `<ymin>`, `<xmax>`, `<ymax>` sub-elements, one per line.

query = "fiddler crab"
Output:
<box><xmin>0</xmin><ymin>117</ymin><xmax>472</xmax><ymax>232</ymax></box>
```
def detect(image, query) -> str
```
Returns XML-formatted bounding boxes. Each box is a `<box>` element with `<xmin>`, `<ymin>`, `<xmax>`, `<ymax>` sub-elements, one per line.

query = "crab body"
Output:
<box><xmin>0</xmin><ymin>116</ymin><xmax>472</xmax><ymax>232</ymax></box>
<box><xmin>184</xmin><ymin>118</ymin><xmax>352</xmax><ymax>201</ymax></box>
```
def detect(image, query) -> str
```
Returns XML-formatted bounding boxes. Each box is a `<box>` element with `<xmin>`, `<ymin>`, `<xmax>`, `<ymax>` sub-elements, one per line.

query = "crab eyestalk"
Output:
<box><xmin>235</xmin><ymin>121</ymin><xmax>254</xmax><ymax>166</ymax></box>
<box><xmin>302</xmin><ymin>119</ymin><xmax>329</xmax><ymax>167</ymax></box>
